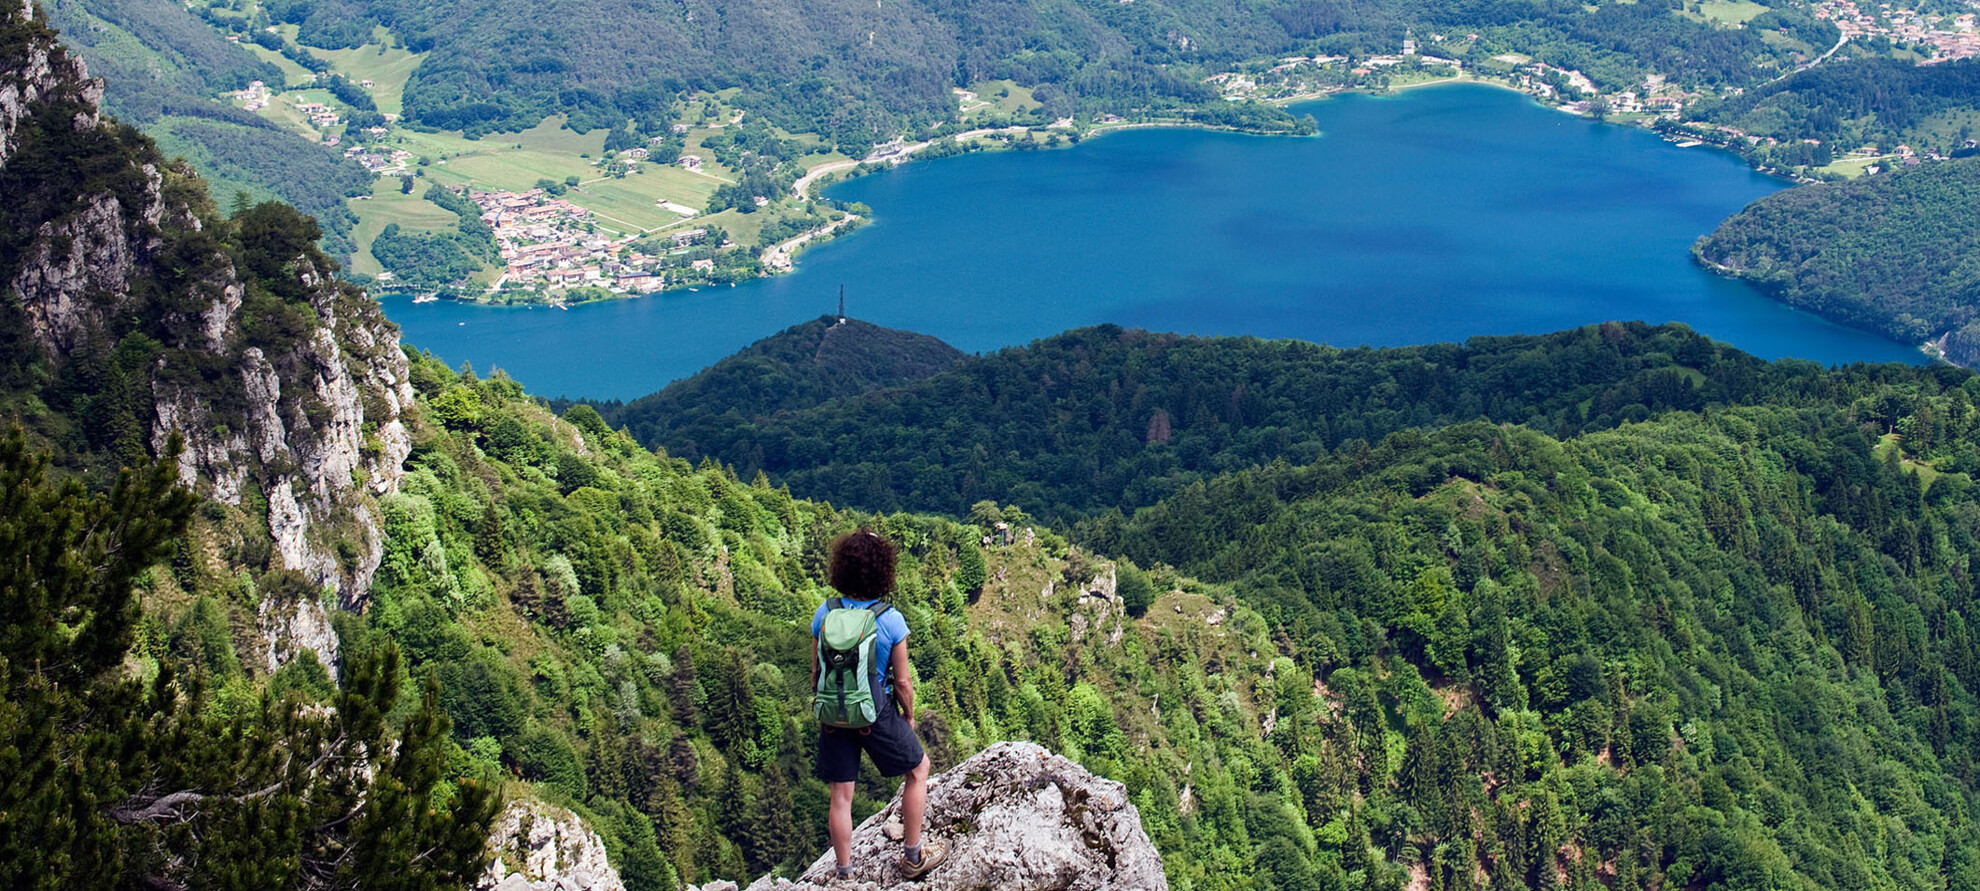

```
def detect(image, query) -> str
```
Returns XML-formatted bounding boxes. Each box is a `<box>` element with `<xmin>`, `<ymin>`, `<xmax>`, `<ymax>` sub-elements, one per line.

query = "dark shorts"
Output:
<box><xmin>815</xmin><ymin>698</ymin><xmax>924</xmax><ymax>783</ymax></box>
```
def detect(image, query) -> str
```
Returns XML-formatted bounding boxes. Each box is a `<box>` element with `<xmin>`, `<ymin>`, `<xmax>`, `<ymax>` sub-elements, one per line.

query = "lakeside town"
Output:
<box><xmin>1814</xmin><ymin>0</ymin><xmax>1980</xmax><ymax>62</ymax></box>
<box><xmin>466</xmin><ymin>187</ymin><xmax>715</xmax><ymax>297</ymax></box>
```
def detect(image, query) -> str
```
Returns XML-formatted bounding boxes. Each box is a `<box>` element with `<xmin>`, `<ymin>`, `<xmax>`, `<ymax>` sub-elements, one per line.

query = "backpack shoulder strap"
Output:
<box><xmin>866</xmin><ymin>602</ymin><xmax>892</xmax><ymax>620</ymax></box>
<box><xmin>826</xmin><ymin>596</ymin><xmax>844</xmax><ymax>611</ymax></box>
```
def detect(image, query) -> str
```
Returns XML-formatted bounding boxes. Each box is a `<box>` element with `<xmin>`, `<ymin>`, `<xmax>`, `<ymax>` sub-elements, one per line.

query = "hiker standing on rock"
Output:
<box><xmin>812</xmin><ymin>529</ymin><xmax>948</xmax><ymax>881</ymax></box>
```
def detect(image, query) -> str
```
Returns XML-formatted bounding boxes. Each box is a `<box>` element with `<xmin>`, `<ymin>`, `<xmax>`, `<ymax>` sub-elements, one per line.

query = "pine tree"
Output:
<box><xmin>475</xmin><ymin>499</ymin><xmax>507</xmax><ymax>565</ymax></box>
<box><xmin>705</xmin><ymin>650</ymin><xmax>758</xmax><ymax>759</ymax></box>
<box><xmin>670</xmin><ymin>643</ymin><xmax>701</xmax><ymax>726</ymax></box>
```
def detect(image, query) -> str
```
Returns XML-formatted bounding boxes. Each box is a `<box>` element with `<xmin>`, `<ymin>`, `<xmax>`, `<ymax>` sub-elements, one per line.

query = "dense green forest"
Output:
<box><xmin>301</xmin><ymin>344</ymin><xmax>1980</xmax><ymax>891</ymax></box>
<box><xmin>42</xmin><ymin>0</ymin><xmax>376</xmax><ymax>258</ymax></box>
<box><xmin>594</xmin><ymin>319</ymin><xmax>1975</xmax><ymax>524</ymax></box>
<box><xmin>1080</xmin><ymin>398</ymin><xmax>1980</xmax><ymax>891</ymax></box>
<box><xmin>1697</xmin><ymin>157</ymin><xmax>1980</xmax><ymax>361</ymax></box>
<box><xmin>1691</xmin><ymin>57</ymin><xmax>1980</xmax><ymax>158</ymax></box>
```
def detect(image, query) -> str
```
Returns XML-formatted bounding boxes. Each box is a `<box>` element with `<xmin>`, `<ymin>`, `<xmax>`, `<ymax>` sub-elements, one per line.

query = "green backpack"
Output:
<box><xmin>814</xmin><ymin>597</ymin><xmax>893</xmax><ymax>729</ymax></box>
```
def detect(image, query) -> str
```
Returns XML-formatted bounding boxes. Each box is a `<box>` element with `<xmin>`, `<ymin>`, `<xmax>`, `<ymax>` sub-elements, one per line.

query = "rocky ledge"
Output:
<box><xmin>478</xmin><ymin>800</ymin><xmax>629</xmax><ymax>891</ymax></box>
<box><xmin>693</xmin><ymin>741</ymin><xmax>1168</xmax><ymax>891</ymax></box>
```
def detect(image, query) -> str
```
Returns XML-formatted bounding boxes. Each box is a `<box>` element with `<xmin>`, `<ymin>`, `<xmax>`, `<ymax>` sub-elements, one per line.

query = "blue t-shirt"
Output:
<box><xmin>812</xmin><ymin>597</ymin><xmax>910</xmax><ymax>688</ymax></box>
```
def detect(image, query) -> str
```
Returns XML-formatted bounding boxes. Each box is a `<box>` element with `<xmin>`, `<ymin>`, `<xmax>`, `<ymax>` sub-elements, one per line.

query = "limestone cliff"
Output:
<box><xmin>693</xmin><ymin>742</ymin><xmax>1169</xmax><ymax>891</ymax></box>
<box><xmin>1</xmin><ymin>1</ymin><xmax>412</xmax><ymax>673</ymax></box>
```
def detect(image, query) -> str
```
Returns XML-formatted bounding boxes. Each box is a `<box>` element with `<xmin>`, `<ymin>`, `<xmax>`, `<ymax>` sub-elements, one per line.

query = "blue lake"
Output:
<box><xmin>385</xmin><ymin>83</ymin><xmax>1924</xmax><ymax>401</ymax></box>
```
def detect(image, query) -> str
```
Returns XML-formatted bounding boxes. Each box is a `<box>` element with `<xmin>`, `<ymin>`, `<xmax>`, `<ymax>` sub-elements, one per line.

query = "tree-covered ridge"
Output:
<box><xmin>613</xmin><ymin>320</ymin><xmax>1969</xmax><ymax>524</ymax></box>
<box><xmin>1696</xmin><ymin>156</ymin><xmax>1980</xmax><ymax>359</ymax></box>
<box><xmin>576</xmin><ymin>315</ymin><xmax>964</xmax><ymax>444</ymax></box>
<box><xmin>369</xmin><ymin>355</ymin><xmax>1335</xmax><ymax>889</ymax></box>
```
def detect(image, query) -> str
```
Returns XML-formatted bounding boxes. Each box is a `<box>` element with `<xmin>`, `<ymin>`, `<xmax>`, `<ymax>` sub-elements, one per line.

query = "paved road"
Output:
<box><xmin>762</xmin><ymin>213</ymin><xmax>861</xmax><ymax>270</ymax></box>
<box><xmin>790</xmin><ymin>126</ymin><xmax>1035</xmax><ymax>197</ymax></box>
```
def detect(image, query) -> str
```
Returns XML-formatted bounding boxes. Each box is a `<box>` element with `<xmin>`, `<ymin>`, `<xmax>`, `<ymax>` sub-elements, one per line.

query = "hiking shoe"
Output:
<box><xmin>899</xmin><ymin>839</ymin><xmax>948</xmax><ymax>879</ymax></box>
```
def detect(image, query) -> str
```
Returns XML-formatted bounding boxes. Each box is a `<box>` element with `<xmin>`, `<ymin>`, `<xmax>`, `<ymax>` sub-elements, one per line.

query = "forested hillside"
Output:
<box><xmin>1080</xmin><ymin>401</ymin><xmax>1980</xmax><ymax>891</ymax></box>
<box><xmin>1697</xmin><ymin>157</ymin><xmax>1980</xmax><ymax>362</ymax></box>
<box><xmin>11</xmin><ymin>2</ymin><xmax>1980</xmax><ymax>889</ymax></box>
<box><xmin>1692</xmin><ymin>57</ymin><xmax>1980</xmax><ymax>161</ymax></box>
<box><xmin>42</xmin><ymin>0</ymin><xmax>375</xmax><ymax>258</ymax></box>
<box><xmin>262</xmin><ymin>348</ymin><xmax>1980</xmax><ymax>891</ymax></box>
<box><xmin>281</xmin><ymin>0</ymin><xmax>1800</xmax><ymax>151</ymax></box>
<box><xmin>611</xmin><ymin>320</ymin><xmax>1977</xmax><ymax>523</ymax></box>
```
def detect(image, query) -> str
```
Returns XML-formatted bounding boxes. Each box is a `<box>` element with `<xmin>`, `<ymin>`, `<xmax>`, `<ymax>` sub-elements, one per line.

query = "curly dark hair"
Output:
<box><xmin>829</xmin><ymin>529</ymin><xmax>898</xmax><ymax>600</ymax></box>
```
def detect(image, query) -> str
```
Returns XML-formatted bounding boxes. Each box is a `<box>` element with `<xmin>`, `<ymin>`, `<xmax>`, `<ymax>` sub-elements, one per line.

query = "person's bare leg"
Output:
<box><xmin>830</xmin><ymin>781</ymin><xmax>856</xmax><ymax>871</ymax></box>
<box><xmin>901</xmin><ymin>755</ymin><xmax>930</xmax><ymax>851</ymax></box>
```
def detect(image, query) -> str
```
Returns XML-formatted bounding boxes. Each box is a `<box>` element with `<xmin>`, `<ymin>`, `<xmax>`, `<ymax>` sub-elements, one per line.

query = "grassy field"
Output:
<box><xmin>1758</xmin><ymin>29</ymin><xmax>1816</xmax><ymax>55</ymax></box>
<box><xmin>359</xmin><ymin>118</ymin><xmax>730</xmax><ymax>235</ymax></box>
<box><xmin>1876</xmin><ymin>433</ymin><xmax>1945</xmax><ymax>489</ymax></box>
<box><xmin>1696</xmin><ymin>0</ymin><xmax>1769</xmax><ymax>24</ymax></box>
<box><xmin>309</xmin><ymin>34</ymin><xmax>428</xmax><ymax>116</ymax></box>
<box><xmin>1912</xmin><ymin>109</ymin><xmax>1980</xmax><ymax>151</ymax></box>
<box><xmin>1817</xmin><ymin>155</ymin><xmax>1889</xmax><ymax>178</ymax></box>
<box><xmin>346</xmin><ymin>178</ymin><xmax>462</xmax><ymax>276</ymax></box>
<box><xmin>961</xmin><ymin>80</ymin><xmax>1040</xmax><ymax>123</ymax></box>
<box><xmin>241</xmin><ymin>41</ymin><xmax>317</xmax><ymax>87</ymax></box>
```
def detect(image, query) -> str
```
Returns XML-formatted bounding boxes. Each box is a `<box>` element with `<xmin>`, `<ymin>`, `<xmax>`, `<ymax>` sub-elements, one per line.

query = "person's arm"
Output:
<box><xmin>811</xmin><ymin>637</ymin><xmax>819</xmax><ymax>690</ymax></box>
<box><xmin>891</xmin><ymin>640</ymin><xmax>914</xmax><ymax>727</ymax></box>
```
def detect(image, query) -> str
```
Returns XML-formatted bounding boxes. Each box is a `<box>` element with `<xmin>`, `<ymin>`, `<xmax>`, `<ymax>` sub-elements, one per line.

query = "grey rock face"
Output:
<box><xmin>478</xmin><ymin>800</ymin><xmax>629</xmax><ymax>891</ymax></box>
<box><xmin>696</xmin><ymin>741</ymin><xmax>1168</xmax><ymax>891</ymax></box>
<box><xmin>150</xmin><ymin>262</ymin><xmax>414</xmax><ymax>605</ymax></box>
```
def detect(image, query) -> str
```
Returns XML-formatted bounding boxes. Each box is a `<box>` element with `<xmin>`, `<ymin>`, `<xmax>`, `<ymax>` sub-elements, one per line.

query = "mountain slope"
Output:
<box><xmin>1</xmin><ymin>5</ymin><xmax>496</xmax><ymax>887</ymax></box>
<box><xmin>1092</xmin><ymin>406</ymin><xmax>1980</xmax><ymax>891</ymax></box>
<box><xmin>322</xmin><ymin>0</ymin><xmax>1797</xmax><ymax>149</ymax></box>
<box><xmin>41</xmin><ymin>0</ymin><xmax>374</xmax><ymax>258</ymax></box>
<box><xmin>3</xmin><ymin>0</ymin><xmax>413</xmax><ymax>604</ymax></box>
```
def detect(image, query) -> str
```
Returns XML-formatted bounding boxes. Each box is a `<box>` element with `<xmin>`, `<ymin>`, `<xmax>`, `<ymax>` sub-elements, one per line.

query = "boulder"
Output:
<box><xmin>695</xmin><ymin>741</ymin><xmax>1167</xmax><ymax>891</ymax></box>
<box><xmin>478</xmin><ymin>799</ymin><xmax>628</xmax><ymax>891</ymax></box>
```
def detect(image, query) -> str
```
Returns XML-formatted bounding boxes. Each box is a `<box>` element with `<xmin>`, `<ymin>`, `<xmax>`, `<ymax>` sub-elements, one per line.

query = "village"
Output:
<box><xmin>1209</xmin><ymin>39</ymin><xmax>1700</xmax><ymax>118</ymax></box>
<box><xmin>1812</xmin><ymin>0</ymin><xmax>1980</xmax><ymax>62</ymax></box>
<box><xmin>464</xmin><ymin>188</ymin><xmax>719</xmax><ymax>297</ymax></box>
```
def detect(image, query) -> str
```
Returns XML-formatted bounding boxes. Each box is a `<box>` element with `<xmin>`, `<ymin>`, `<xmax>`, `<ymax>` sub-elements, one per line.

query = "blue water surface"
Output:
<box><xmin>385</xmin><ymin>84</ymin><xmax>1922</xmax><ymax>401</ymax></box>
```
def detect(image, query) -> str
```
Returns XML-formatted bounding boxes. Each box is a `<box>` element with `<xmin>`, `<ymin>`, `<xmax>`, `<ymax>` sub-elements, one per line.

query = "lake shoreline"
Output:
<box><xmin>388</xmin><ymin>85</ymin><xmax>1925</xmax><ymax>400</ymax></box>
<box><xmin>390</xmin><ymin>78</ymin><xmax>1579</xmax><ymax>310</ymax></box>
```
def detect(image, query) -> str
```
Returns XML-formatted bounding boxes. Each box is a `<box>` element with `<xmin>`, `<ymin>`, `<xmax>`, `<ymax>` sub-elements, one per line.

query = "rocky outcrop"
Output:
<box><xmin>0</xmin><ymin>0</ymin><xmax>98</xmax><ymax>170</ymax></box>
<box><xmin>11</xmin><ymin>183</ymin><xmax>160</xmax><ymax>353</ymax></box>
<box><xmin>257</xmin><ymin>592</ymin><xmax>340</xmax><ymax>682</ymax></box>
<box><xmin>149</xmin><ymin>256</ymin><xmax>415</xmax><ymax>604</ymax></box>
<box><xmin>478</xmin><ymin>800</ymin><xmax>628</xmax><ymax>891</ymax></box>
<box><xmin>3</xmin><ymin>1</ymin><xmax>414</xmax><ymax>669</ymax></box>
<box><xmin>696</xmin><ymin>741</ymin><xmax>1168</xmax><ymax>891</ymax></box>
